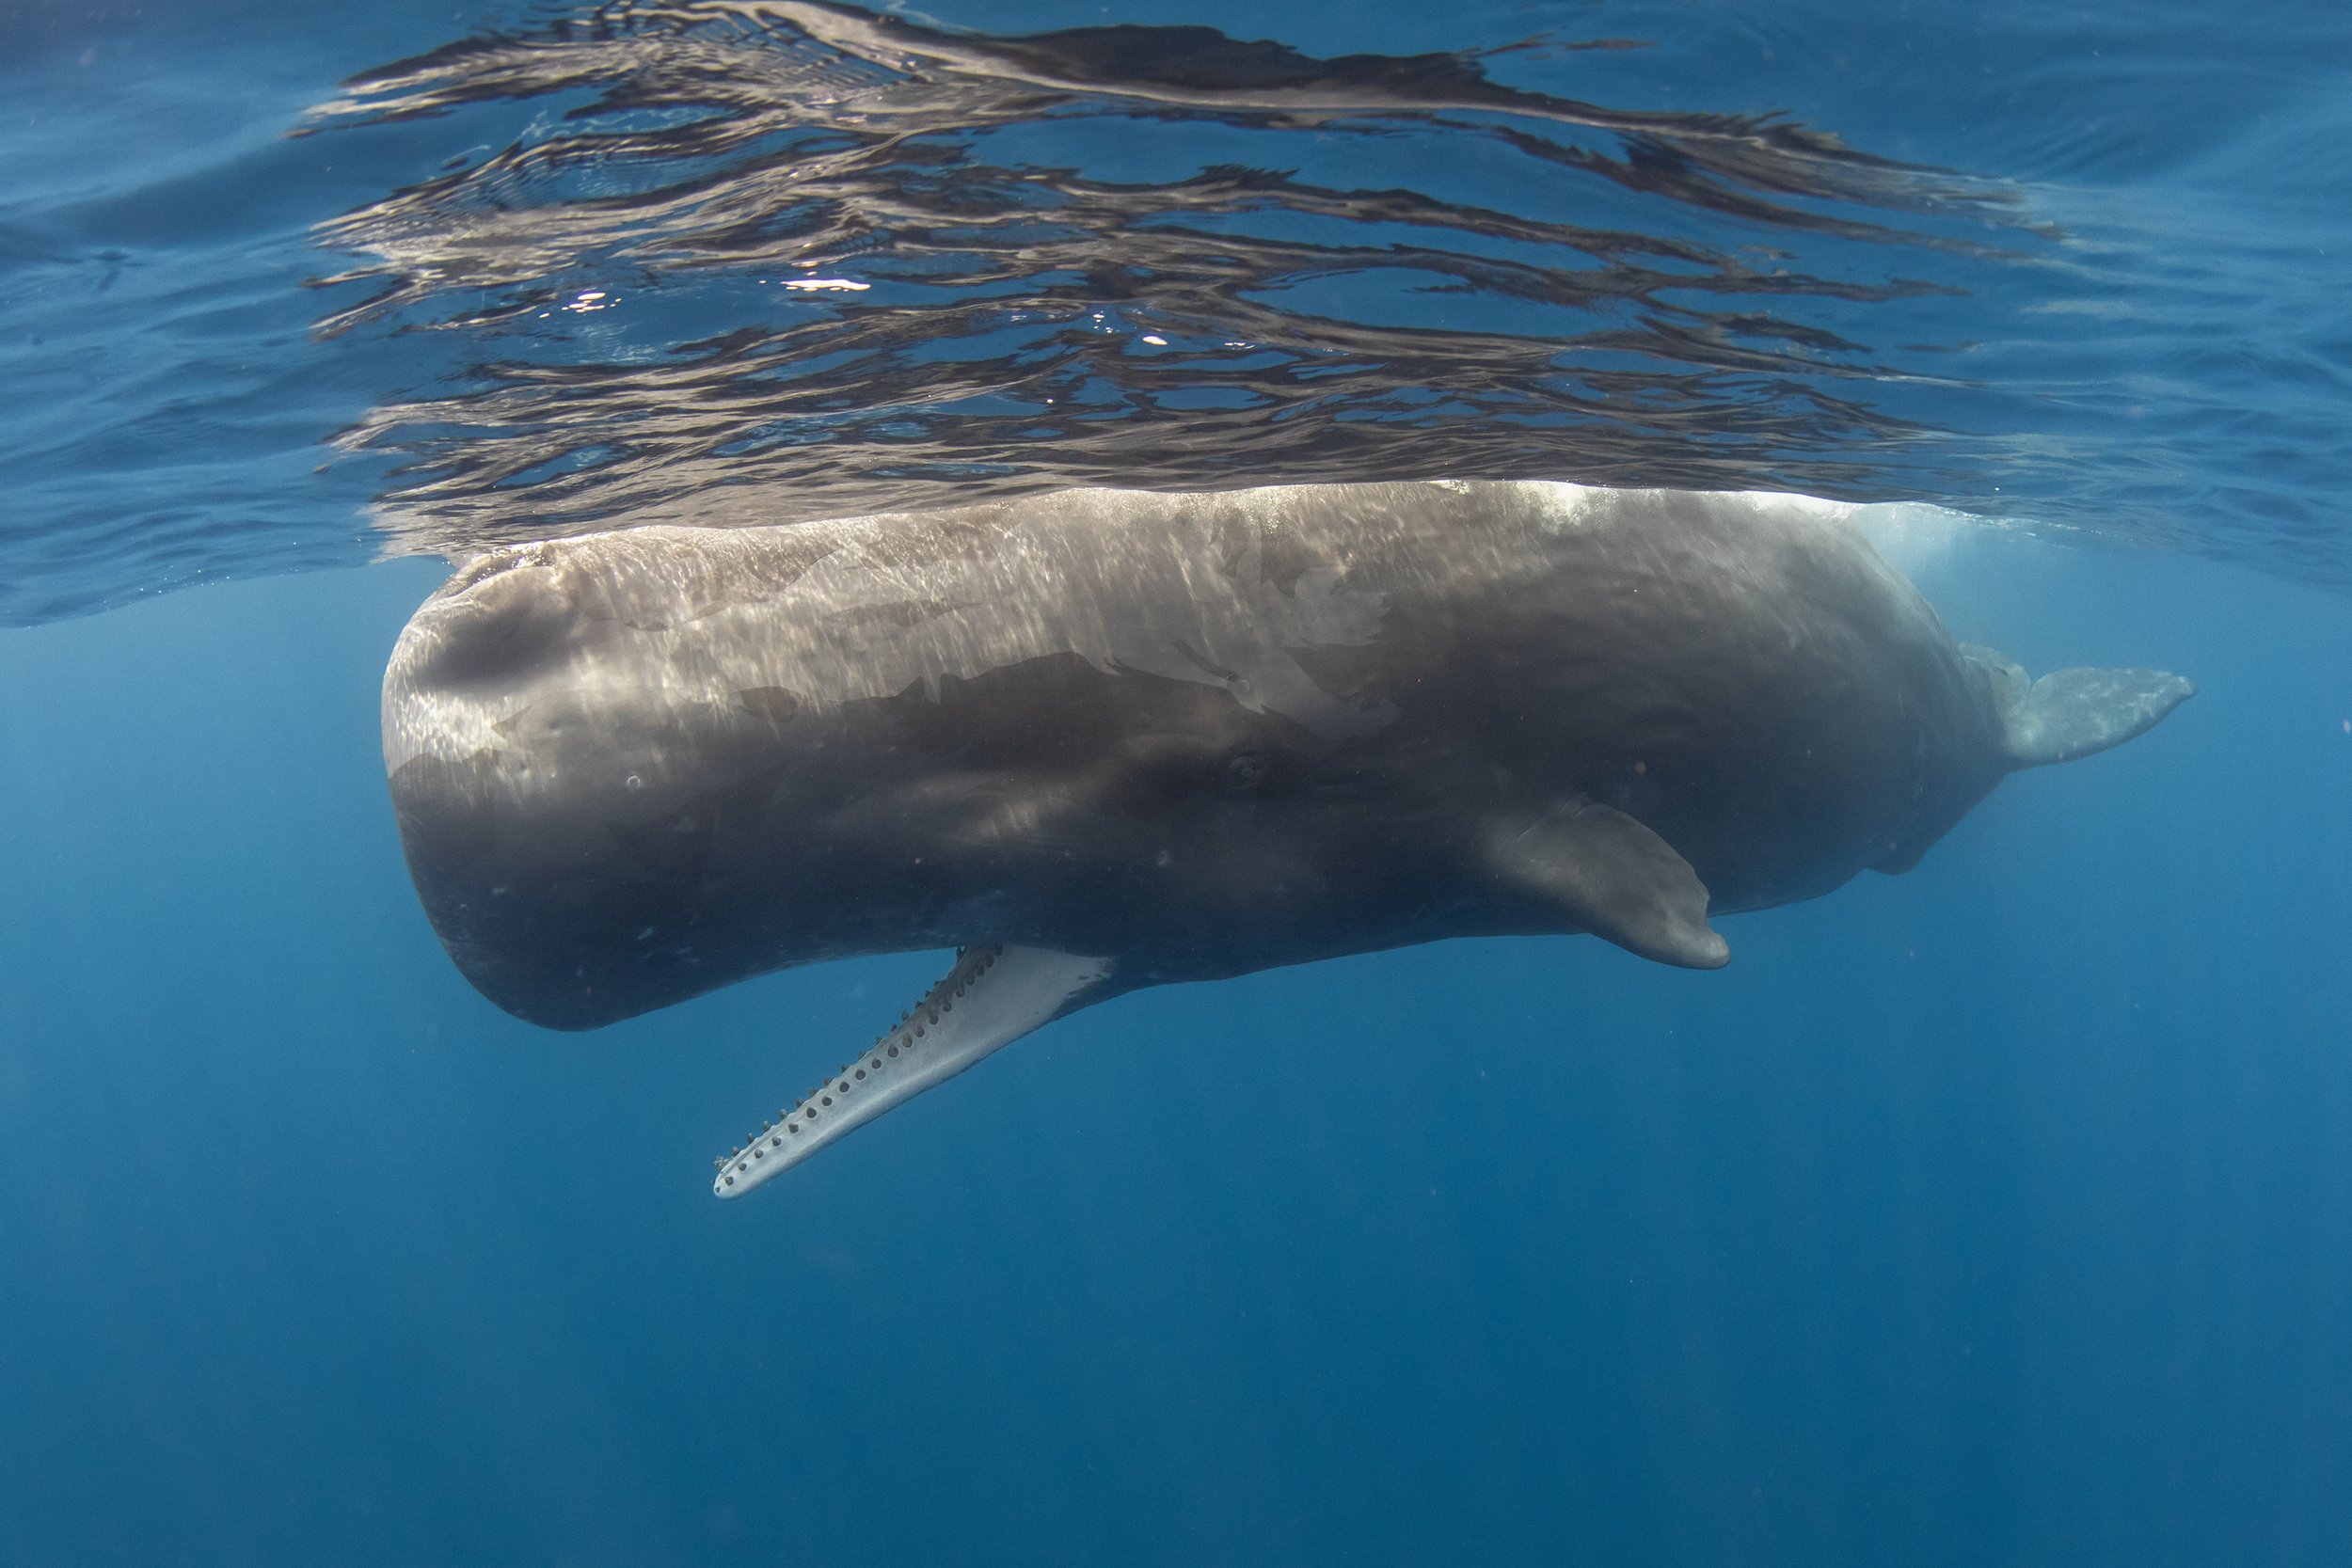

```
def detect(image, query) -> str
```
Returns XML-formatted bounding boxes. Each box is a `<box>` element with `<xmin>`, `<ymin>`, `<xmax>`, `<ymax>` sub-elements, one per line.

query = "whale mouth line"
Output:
<box><xmin>711</xmin><ymin>943</ymin><xmax>1117</xmax><ymax>1198</ymax></box>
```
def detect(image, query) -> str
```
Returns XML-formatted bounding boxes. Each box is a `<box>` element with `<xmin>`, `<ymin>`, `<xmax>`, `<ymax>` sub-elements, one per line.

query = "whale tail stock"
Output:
<box><xmin>1962</xmin><ymin>645</ymin><xmax>2197</xmax><ymax>769</ymax></box>
<box><xmin>1865</xmin><ymin>645</ymin><xmax>2196</xmax><ymax>878</ymax></box>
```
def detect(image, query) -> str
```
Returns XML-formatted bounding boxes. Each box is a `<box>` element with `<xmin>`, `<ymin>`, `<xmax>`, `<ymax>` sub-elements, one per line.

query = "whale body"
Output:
<box><xmin>380</xmin><ymin>482</ymin><xmax>2193</xmax><ymax>1196</ymax></box>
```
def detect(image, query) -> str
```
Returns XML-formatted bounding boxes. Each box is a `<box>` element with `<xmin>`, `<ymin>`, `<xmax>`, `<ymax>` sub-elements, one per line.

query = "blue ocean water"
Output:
<box><xmin>3</xmin><ymin>3</ymin><xmax>2349</xmax><ymax>1564</ymax></box>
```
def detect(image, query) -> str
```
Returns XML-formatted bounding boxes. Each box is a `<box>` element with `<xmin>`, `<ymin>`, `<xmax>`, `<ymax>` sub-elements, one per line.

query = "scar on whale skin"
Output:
<box><xmin>379</xmin><ymin>481</ymin><xmax>2195</xmax><ymax>1196</ymax></box>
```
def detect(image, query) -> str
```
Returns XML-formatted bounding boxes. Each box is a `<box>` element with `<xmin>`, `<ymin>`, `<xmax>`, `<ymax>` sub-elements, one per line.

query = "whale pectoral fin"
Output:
<box><xmin>1494</xmin><ymin>800</ymin><xmax>1730</xmax><ymax>970</ymax></box>
<box><xmin>712</xmin><ymin>946</ymin><xmax>1118</xmax><ymax>1199</ymax></box>
<box><xmin>1997</xmin><ymin>666</ymin><xmax>2196</xmax><ymax>768</ymax></box>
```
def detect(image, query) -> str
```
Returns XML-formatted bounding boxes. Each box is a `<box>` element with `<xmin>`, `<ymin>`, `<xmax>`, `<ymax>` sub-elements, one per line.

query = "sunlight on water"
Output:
<box><xmin>2</xmin><ymin>0</ymin><xmax>2346</xmax><ymax>616</ymax></box>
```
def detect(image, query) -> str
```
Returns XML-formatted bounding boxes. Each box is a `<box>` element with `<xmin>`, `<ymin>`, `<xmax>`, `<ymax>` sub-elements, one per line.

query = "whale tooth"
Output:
<box><xmin>709</xmin><ymin>945</ymin><xmax>1120</xmax><ymax>1199</ymax></box>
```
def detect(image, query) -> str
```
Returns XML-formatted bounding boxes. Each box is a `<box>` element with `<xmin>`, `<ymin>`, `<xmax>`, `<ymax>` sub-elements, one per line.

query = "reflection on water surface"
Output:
<box><xmin>307</xmin><ymin>1</ymin><xmax>2027</xmax><ymax>557</ymax></box>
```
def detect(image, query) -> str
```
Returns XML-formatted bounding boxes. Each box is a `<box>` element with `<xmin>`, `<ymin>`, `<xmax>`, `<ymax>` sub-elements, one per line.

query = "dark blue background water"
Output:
<box><xmin>5</xmin><ymin>1</ymin><xmax>2351</xmax><ymax>1563</ymax></box>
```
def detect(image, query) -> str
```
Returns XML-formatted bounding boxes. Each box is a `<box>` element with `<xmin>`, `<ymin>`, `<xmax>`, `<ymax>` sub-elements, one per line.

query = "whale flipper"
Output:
<box><xmin>1965</xmin><ymin>648</ymin><xmax>2196</xmax><ymax>769</ymax></box>
<box><xmin>713</xmin><ymin>945</ymin><xmax>1117</xmax><ymax>1197</ymax></box>
<box><xmin>1492</xmin><ymin>799</ymin><xmax>1731</xmax><ymax>971</ymax></box>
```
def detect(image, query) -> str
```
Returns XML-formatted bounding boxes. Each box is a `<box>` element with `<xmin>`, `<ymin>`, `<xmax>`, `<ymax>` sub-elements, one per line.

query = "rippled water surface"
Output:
<box><xmin>4</xmin><ymin>0</ymin><xmax>2347</xmax><ymax>621</ymax></box>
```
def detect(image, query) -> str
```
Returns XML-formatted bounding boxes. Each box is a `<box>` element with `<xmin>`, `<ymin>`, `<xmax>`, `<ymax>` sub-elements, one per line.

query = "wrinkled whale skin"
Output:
<box><xmin>382</xmin><ymin>482</ymin><xmax>2166</xmax><ymax>1032</ymax></box>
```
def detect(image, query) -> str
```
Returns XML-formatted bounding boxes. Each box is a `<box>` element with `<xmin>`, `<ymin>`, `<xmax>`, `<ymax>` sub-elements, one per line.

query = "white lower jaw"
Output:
<box><xmin>713</xmin><ymin>944</ymin><xmax>1115</xmax><ymax>1197</ymax></box>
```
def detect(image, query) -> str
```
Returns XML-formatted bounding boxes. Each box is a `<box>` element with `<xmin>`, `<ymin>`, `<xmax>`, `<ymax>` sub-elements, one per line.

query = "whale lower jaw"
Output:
<box><xmin>713</xmin><ymin>944</ymin><xmax>1117</xmax><ymax>1198</ymax></box>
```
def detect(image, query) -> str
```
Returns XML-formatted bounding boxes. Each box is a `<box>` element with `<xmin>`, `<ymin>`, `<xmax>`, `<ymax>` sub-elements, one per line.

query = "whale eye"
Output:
<box><xmin>1221</xmin><ymin>752</ymin><xmax>1272</xmax><ymax>793</ymax></box>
